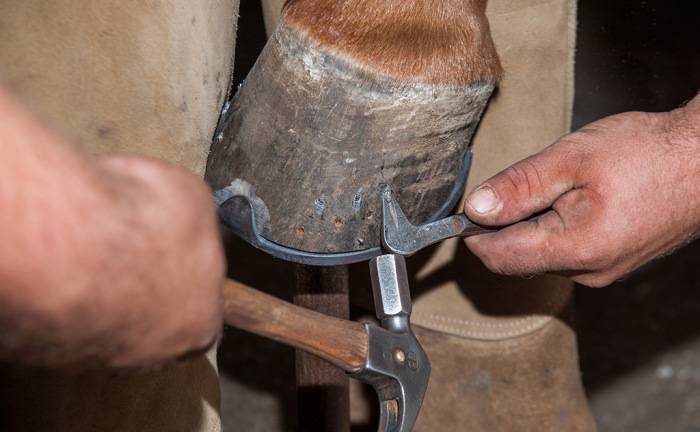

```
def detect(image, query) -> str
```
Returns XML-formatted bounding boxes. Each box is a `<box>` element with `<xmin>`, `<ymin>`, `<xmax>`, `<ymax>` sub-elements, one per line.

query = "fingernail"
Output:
<box><xmin>468</xmin><ymin>186</ymin><xmax>500</xmax><ymax>214</ymax></box>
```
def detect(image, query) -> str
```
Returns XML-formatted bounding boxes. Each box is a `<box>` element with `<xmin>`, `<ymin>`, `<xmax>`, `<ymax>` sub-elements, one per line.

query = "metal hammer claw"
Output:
<box><xmin>354</xmin><ymin>254</ymin><xmax>430</xmax><ymax>432</ymax></box>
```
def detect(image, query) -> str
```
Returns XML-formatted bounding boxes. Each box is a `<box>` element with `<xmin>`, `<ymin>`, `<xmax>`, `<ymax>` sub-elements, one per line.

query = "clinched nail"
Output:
<box><xmin>468</xmin><ymin>186</ymin><xmax>500</xmax><ymax>214</ymax></box>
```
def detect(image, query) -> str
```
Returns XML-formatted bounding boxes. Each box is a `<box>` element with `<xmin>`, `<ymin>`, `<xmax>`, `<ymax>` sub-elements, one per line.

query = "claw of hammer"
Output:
<box><xmin>352</xmin><ymin>254</ymin><xmax>430</xmax><ymax>432</ymax></box>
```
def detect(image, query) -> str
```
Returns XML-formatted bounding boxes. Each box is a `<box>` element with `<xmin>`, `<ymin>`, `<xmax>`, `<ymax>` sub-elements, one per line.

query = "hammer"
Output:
<box><xmin>216</xmin><ymin>180</ymin><xmax>430</xmax><ymax>432</ymax></box>
<box><xmin>217</xmin><ymin>179</ymin><xmax>499</xmax><ymax>431</ymax></box>
<box><xmin>222</xmin><ymin>253</ymin><xmax>429</xmax><ymax>432</ymax></box>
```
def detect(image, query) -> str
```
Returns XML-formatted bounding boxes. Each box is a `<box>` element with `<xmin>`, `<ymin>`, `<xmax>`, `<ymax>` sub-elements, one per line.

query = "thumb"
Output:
<box><xmin>465</xmin><ymin>145</ymin><xmax>583</xmax><ymax>226</ymax></box>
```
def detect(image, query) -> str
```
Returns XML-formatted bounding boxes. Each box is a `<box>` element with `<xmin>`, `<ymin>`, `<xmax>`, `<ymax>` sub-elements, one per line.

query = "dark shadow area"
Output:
<box><xmin>574</xmin><ymin>1</ymin><xmax>700</xmax><ymax>430</ymax></box>
<box><xmin>296</xmin><ymin>385</ymin><xmax>350</xmax><ymax>431</ymax></box>
<box><xmin>349</xmin><ymin>383</ymin><xmax>381</xmax><ymax>432</ymax></box>
<box><xmin>217</xmin><ymin>3</ymin><xmax>300</xmax><ymax>431</ymax></box>
<box><xmin>218</xmin><ymin>232</ymin><xmax>297</xmax><ymax>432</ymax></box>
<box><xmin>578</xmin><ymin>242</ymin><xmax>700</xmax><ymax>384</ymax></box>
<box><xmin>218</xmin><ymin>325</ymin><xmax>298</xmax><ymax>432</ymax></box>
<box><xmin>574</xmin><ymin>0</ymin><xmax>700</xmax><ymax>127</ymax></box>
<box><xmin>231</xmin><ymin>0</ymin><xmax>268</xmax><ymax>88</ymax></box>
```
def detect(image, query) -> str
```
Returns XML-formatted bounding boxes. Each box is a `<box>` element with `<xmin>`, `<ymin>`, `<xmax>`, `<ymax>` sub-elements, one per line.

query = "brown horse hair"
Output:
<box><xmin>283</xmin><ymin>0</ymin><xmax>502</xmax><ymax>86</ymax></box>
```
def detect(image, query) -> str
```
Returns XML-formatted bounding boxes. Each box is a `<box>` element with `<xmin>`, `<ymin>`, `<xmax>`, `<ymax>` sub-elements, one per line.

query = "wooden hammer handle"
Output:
<box><xmin>222</xmin><ymin>279</ymin><xmax>369</xmax><ymax>373</ymax></box>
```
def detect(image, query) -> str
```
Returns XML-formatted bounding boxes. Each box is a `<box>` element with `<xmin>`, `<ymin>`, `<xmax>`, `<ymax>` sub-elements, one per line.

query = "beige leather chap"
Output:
<box><xmin>0</xmin><ymin>1</ymin><xmax>238</xmax><ymax>431</ymax></box>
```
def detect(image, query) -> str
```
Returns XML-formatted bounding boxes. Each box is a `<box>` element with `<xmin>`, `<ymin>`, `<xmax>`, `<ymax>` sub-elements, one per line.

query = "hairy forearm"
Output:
<box><xmin>665</xmin><ymin>92</ymin><xmax>700</xmax><ymax>245</ymax></box>
<box><xmin>668</xmin><ymin>92</ymin><xmax>700</xmax><ymax>148</ymax></box>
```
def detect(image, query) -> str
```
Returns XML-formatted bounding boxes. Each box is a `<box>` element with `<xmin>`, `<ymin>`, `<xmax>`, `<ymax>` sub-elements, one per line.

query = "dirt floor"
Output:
<box><xmin>218</xmin><ymin>1</ymin><xmax>700</xmax><ymax>431</ymax></box>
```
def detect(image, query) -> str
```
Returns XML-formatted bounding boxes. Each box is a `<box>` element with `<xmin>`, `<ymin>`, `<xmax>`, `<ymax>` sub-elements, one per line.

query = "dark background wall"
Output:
<box><xmin>574</xmin><ymin>1</ymin><xmax>700</xmax><ymax>431</ymax></box>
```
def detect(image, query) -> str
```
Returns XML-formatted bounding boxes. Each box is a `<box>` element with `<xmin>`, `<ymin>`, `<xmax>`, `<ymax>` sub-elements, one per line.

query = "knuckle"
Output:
<box><xmin>467</xmin><ymin>238</ymin><xmax>511</xmax><ymax>275</ymax></box>
<box><xmin>572</xmin><ymin>246</ymin><xmax>600</xmax><ymax>269</ymax></box>
<box><xmin>569</xmin><ymin>237</ymin><xmax>615</xmax><ymax>270</ymax></box>
<box><xmin>185</xmin><ymin>298</ymin><xmax>222</xmax><ymax>349</ymax></box>
<box><xmin>501</xmin><ymin>162</ymin><xmax>544</xmax><ymax>200</ymax></box>
<box><xmin>557</xmin><ymin>131</ymin><xmax>600</xmax><ymax>159</ymax></box>
<box><xmin>171</xmin><ymin>182</ymin><xmax>216</xmax><ymax>231</ymax></box>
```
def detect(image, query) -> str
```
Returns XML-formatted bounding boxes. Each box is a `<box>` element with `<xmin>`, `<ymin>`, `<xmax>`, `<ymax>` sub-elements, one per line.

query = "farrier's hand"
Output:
<box><xmin>0</xmin><ymin>88</ymin><xmax>224</xmax><ymax>368</ymax></box>
<box><xmin>464</xmin><ymin>94</ymin><xmax>700</xmax><ymax>287</ymax></box>
<box><xmin>89</xmin><ymin>156</ymin><xmax>226</xmax><ymax>368</ymax></box>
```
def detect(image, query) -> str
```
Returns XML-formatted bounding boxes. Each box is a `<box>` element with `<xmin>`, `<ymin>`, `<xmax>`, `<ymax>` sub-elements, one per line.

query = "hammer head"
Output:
<box><xmin>352</xmin><ymin>325</ymin><xmax>430</xmax><ymax>432</ymax></box>
<box><xmin>351</xmin><ymin>254</ymin><xmax>430</xmax><ymax>432</ymax></box>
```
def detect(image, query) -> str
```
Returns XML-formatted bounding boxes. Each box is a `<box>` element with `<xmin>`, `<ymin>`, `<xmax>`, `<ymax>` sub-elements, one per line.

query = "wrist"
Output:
<box><xmin>667</xmin><ymin>93</ymin><xmax>700</xmax><ymax>238</ymax></box>
<box><xmin>677</xmin><ymin>94</ymin><xmax>700</xmax><ymax>137</ymax></box>
<box><xmin>667</xmin><ymin>92</ymin><xmax>700</xmax><ymax>147</ymax></box>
